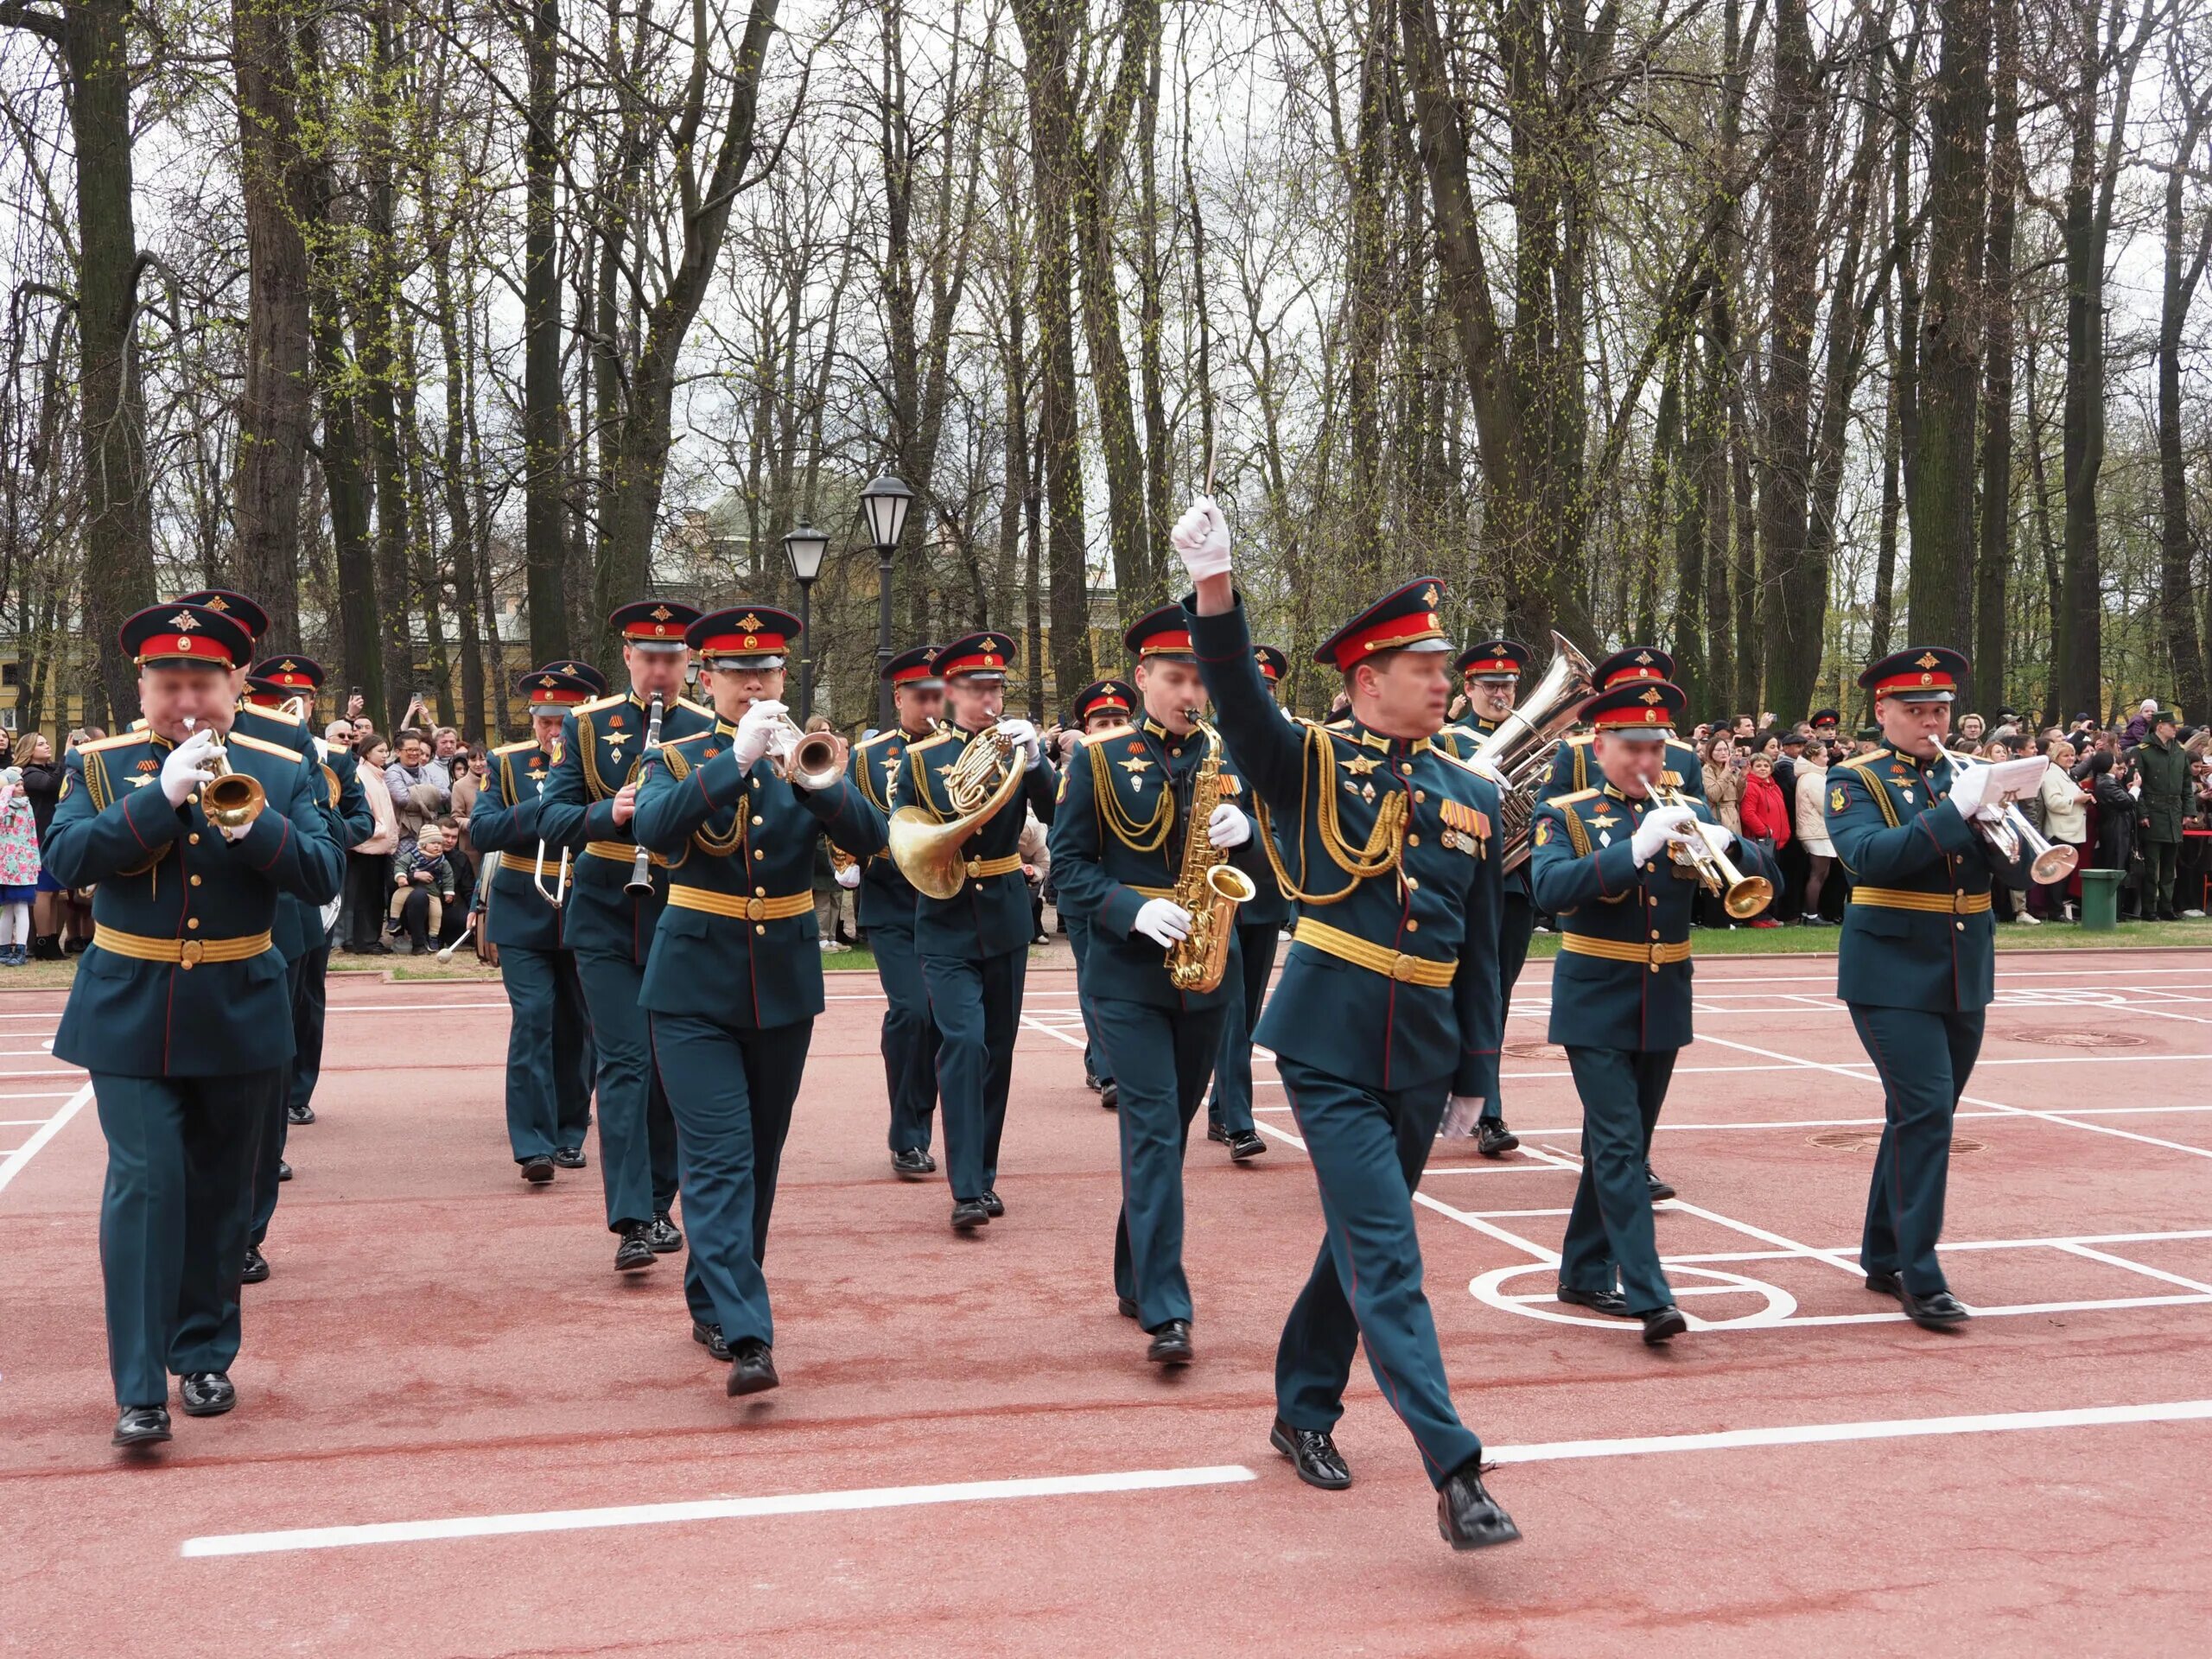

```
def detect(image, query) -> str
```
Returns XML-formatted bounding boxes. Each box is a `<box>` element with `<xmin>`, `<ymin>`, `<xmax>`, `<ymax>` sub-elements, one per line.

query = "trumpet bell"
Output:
<box><xmin>2030</xmin><ymin>842</ymin><xmax>2079</xmax><ymax>885</ymax></box>
<box><xmin>1722</xmin><ymin>874</ymin><xmax>1774</xmax><ymax>920</ymax></box>
<box><xmin>200</xmin><ymin>772</ymin><xmax>266</xmax><ymax>830</ymax></box>
<box><xmin>776</xmin><ymin>731</ymin><xmax>845</xmax><ymax>792</ymax></box>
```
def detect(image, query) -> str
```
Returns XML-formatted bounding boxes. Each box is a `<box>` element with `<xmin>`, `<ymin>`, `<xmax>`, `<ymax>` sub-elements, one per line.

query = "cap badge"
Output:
<box><xmin>170</xmin><ymin>611</ymin><xmax>200</xmax><ymax>632</ymax></box>
<box><xmin>1916</xmin><ymin>652</ymin><xmax>1941</xmax><ymax>669</ymax></box>
<box><xmin>201</xmin><ymin>595</ymin><xmax>229</xmax><ymax>613</ymax></box>
<box><xmin>736</xmin><ymin>614</ymin><xmax>763</xmax><ymax>632</ymax></box>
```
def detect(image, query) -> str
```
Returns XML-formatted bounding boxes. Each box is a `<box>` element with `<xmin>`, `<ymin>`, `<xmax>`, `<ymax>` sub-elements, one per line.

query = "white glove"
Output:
<box><xmin>1700</xmin><ymin>819</ymin><xmax>1736</xmax><ymax>852</ymax></box>
<box><xmin>1169</xmin><ymin>494</ymin><xmax>1232</xmax><ymax>581</ymax></box>
<box><xmin>161</xmin><ymin>728</ymin><xmax>221</xmax><ymax>807</ymax></box>
<box><xmin>1463</xmin><ymin>751</ymin><xmax>1510</xmax><ymax>788</ymax></box>
<box><xmin>834</xmin><ymin>863</ymin><xmax>861</xmax><ymax>890</ymax></box>
<box><xmin>219</xmin><ymin>819</ymin><xmax>252</xmax><ymax>843</ymax></box>
<box><xmin>1440</xmin><ymin>1096</ymin><xmax>1487</xmax><ymax>1138</ymax></box>
<box><xmin>1629</xmin><ymin>804</ymin><xmax>1698</xmax><ymax>863</ymax></box>
<box><xmin>998</xmin><ymin>717</ymin><xmax>1041</xmax><ymax>770</ymax></box>
<box><xmin>1133</xmin><ymin>897</ymin><xmax>1193</xmax><ymax>947</ymax></box>
<box><xmin>1947</xmin><ymin>763</ymin><xmax>1993</xmax><ymax>818</ymax></box>
<box><xmin>729</xmin><ymin>700</ymin><xmax>787</xmax><ymax>771</ymax></box>
<box><xmin>1206</xmin><ymin>802</ymin><xmax>1250</xmax><ymax>849</ymax></box>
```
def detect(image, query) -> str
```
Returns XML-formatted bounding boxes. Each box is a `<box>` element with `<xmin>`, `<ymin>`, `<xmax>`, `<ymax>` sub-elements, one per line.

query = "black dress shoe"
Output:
<box><xmin>1205</xmin><ymin>1122</ymin><xmax>1230</xmax><ymax>1145</ymax></box>
<box><xmin>614</xmin><ymin>1224</ymin><xmax>656</xmax><ymax>1272</ymax></box>
<box><xmin>240</xmin><ymin>1245</ymin><xmax>270</xmax><ymax>1284</ymax></box>
<box><xmin>287</xmin><ymin>1103</ymin><xmax>315</xmax><ymax>1127</ymax></box>
<box><xmin>111</xmin><ymin>1405</ymin><xmax>172</xmax><ymax>1447</ymax></box>
<box><xmin>1228</xmin><ymin>1129</ymin><xmax>1267</xmax><ymax>1160</ymax></box>
<box><xmin>646</xmin><ymin>1212</ymin><xmax>683</xmax><ymax>1253</ymax></box>
<box><xmin>1864</xmin><ymin>1269</ymin><xmax>1902</xmax><ymax>1297</ymax></box>
<box><xmin>1640</xmin><ymin>1305</ymin><xmax>1688</xmax><ymax>1344</ymax></box>
<box><xmin>692</xmin><ymin>1320</ymin><xmax>732</xmax><ymax>1362</ymax></box>
<box><xmin>950</xmin><ymin>1198</ymin><xmax>990</xmax><ymax>1230</ymax></box>
<box><xmin>277</xmin><ymin>1160</ymin><xmax>293</xmax><ymax>1183</ymax></box>
<box><xmin>1270</xmin><ymin>1418</ymin><xmax>1352</xmax><ymax>1490</ymax></box>
<box><xmin>980</xmin><ymin>1189</ymin><xmax>1005</xmax><ymax>1218</ymax></box>
<box><xmin>1117</xmin><ymin>1295</ymin><xmax>1139</xmax><ymax>1319</ymax></box>
<box><xmin>1557</xmin><ymin>1285</ymin><xmax>1632</xmax><ymax>1318</ymax></box>
<box><xmin>727</xmin><ymin>1338</ymin><xmax>779</xmax><ymax>1396</ymax></box>
<box><xmin>521</xmin><ymin>1155</ymin><xmax>555</xmax><ymax>1185</ymax></box>
<box><xmin>1476</xmin><ymin>1118</ymin><xmax>1520</xmax><ymax>1158</ymax></box>
<box><xmin>1098</xmin><ymin>1079</ymin><xmax>1118</xmax><ymax>1110</ymax></box>
<box><xmin>551</xmin><ymin>1146</ymin><xmax>587</xmax><ymax>1170</ymax></box>
<box><xmin>891</xmin><ymin>1147</ymin><xmax>936</xmax><ymax>1179</ymax></box>
<box><xmin>1146</xmin><ymin>1319</ymin><xmax>1194</xmax><ymax>1365</ymax></box>
<box><xmin>1084</xmin><ymin>1063</ymin><xmax>1101</xmax><ymax>1092</ymax></box>
<box><xmin>1437</xmin><ymin>1462</ymin><xmax>1522</xmax><ymax>1550</ymax></box>
<box><xmin>180</xmin><ymin>1371</ymin><xmax>236</xmax><ymax>1416</ymax></box>
<box><xmin>1644</xmin><ymin>1163</ymin><xmax>1676</xmax><ymax>1202</ymax></box>
<box><xmin>1871</xmin><ymin>1274</ymin><xmax>1969</xmax><ymax>1329</ymax></box>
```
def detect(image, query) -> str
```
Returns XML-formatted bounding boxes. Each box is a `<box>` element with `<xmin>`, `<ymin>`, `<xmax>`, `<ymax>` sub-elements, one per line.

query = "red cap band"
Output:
<box><xmin>1592</xmin><ymin>704</ymin><xmax>1671</xmax><ymax>730</ymax></box>
<box><xmin>1873</xmin><ymin>669</ymin><xmax>1957</xmax><ymax>696</ymax></box>
<box><xmin>1328</xmin><ymin>609</ymin><xmax>1445</xmax><ymax>671</ymax></box>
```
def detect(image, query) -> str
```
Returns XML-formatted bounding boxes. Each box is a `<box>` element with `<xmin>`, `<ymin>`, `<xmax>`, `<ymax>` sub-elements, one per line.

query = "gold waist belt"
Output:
<box><xmin>664</xmin><ymin>887</ymin><xmax>814</xmax><ymax>923</ymax></box>
<box><xmin>93</xmin><ymin>925</ymin><xmax>275</xmax><ymax>970</ymax></box>
<box><xmin>960</xmin><ymin>853</ymin><xmax>1024</xmax><ymax>880</ymax></box>
<box><xmin>1560</xmin><ymin>932</ymin><xmax>1694</xmax><ymax>971</ymax></box>
<box><xmin>1293</xmin><ymin>918</ymin><xmax>1457</xmax><ymax>988</ymax></box>
<box><xmin>499</xmin><ymin>852</ymin><xmax>548</xmax><ymax>874</ymax></box>
<box><xmin>582</xmin><ymin>840</ymin><xmax>666</xmax><ymax>868</ymax></box>
<box><xmin>1851</xmin><ymin>887</ymin><xmax>1991</xmax><ymax>916</ymax></box>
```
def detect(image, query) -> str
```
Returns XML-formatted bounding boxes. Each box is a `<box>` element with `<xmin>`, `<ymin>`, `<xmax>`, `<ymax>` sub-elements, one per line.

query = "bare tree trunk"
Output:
<box><xmin>1758</xmin><ymin>0</ymin><xmax>1816</xmax><ymax>715</ymax></box>
<box><xmin>1973</xmin><ymin>0</ymin><xmax>2021</xmax><ymax>703</ymax></box>
<box><xmin>522</xmin><ymin>0</ymin><xmax>566</xmax><ymax>664</ymax></box>
<box><xmin>2158</xmin><ymin>69</ymin><xmax>2212</xmax><ymax>718</ymax></box>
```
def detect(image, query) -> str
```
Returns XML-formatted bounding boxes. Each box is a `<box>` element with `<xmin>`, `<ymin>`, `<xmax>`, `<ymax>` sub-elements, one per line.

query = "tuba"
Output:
<box><xmin>888</xmin><ymin>724</ymin><xmax>1027</xmax><ymax>901</ymax></box>
<box><xmin>1650</xmin><ymin>785</ymin><xmax>1772</xmax><ymax>918</ymax></box>
<box><xmin>1467</xmin><ymin>632</ymin><xmax>1598</xmax><ymax>872</ymax></box>
<box><xmin>1165</xmin><ymin>715</ymin><xmax>1256</xmax><ymax>995</ymax></box>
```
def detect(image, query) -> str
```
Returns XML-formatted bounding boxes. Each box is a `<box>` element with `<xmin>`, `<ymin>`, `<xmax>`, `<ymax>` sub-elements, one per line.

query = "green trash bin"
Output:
<box><xmin>2078</xmin><ymin>868</ymin><xmax>2122</xmax><ymax>931</ymax></box>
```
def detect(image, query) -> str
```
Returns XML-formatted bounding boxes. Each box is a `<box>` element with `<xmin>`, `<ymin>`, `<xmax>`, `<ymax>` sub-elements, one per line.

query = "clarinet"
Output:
<box><xmin>625</xmin><ymin>691</ymin><xmax>666</xmax><ymax>895</ymax></box>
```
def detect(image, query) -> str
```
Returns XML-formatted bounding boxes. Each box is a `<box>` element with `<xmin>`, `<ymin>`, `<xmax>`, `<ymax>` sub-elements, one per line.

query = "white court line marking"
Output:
<box><xmin>181</xmin><ymin>1464</ymin><xmax>1258</xmax><ymax>1558</ymax></box>
<box><xmin>1485</xmin><ymin>1399</ymin><xmax>2212</xmax><ymax>1465</ymax></box>
<box><xmin>2056</xmin><ymin>1243</ymin><xmax>2212</xmax><ymax>1297</ymax></box>
<box><xmin>0</xmin><ymin>1081</ymin><xmax>93</xmax><ymax>1196</ymax></box>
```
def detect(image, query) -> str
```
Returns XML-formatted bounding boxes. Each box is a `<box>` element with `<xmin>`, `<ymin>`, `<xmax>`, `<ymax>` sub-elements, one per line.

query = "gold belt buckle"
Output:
<box><xmin>1389</xmin><ymin>954</ymin><xmax>1420</xmax><ymax>982</ymax></box>
<box><xmin>179</xmin><ymin>939</ymin><xmax>205</xmax><ymax>969</ymax></box>
<box><xmin>744</xmin><ymin>897</ymin><xmax>766</xmax><ymax>921</ymax></box>
<box><xmin>1952</xmin><ymin>892</ymin><xmax>1974</xmax><ymax>914</ymax></box>
<box><xmin>964</xmin><ymin>858</ymin><xmax>983</xmax><ymax>880</ymax></box>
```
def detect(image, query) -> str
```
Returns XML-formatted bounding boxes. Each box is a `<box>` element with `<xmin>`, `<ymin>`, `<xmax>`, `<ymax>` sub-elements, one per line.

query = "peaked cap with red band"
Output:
<box><xmin>937</xmin><ymin>629</ymin><xmax>1016</xmax><ymax>682</ymax></box>
<box><xmin>1584</xmin><ymin>677</ymin><xmax>1686</xmax><ymax>738</ymax></box>
<box><xmin>1252</xmin><ymin>644</ymin><xmax>1288</xmax><ymax>684</ymax></box>
<box><xmin>1590</xmin><ymin>645</ymin><xmax>1675</xmax><ymax>690</ymax></box>
<box><xmin>610</xmin><ymin>598</ymin><xmax>702</xmax><ymax>651</ymax></box>
<box><xmin>1069</xmin><ymin>677</ymin><xmax>1135</xmax><ymax>726</ymax></box>
<box><xmin>1859</xmin><ymin>645</ymin><xmax>1967</xmax><ymax>703</ymax></box>
<box><xmin>882</xmin><ymin>644</ymin><xmax>944</xmax><ymax>688</ymax></box>
<box><xmin>1454</xmin><ymin>637</ymin><xmax>1531</xmax><ymax>682</ymax></box>
<box><xmin>541</xmin><ymin>659</ymin><xmax>609</xmax><ymax>696</ymax></box>
<box><xmin>687</xmin><ymin>603</ymin><xmax>799</xmax><ymax>668</ymax></box>
<box><xmin>175</xmin><ymin>588</ymin><xmax>270</xmax><ymax>644</ymax></box>
<box><xmin>1312</xmin><ymin>576</ymin><xmax>1452</xmax><ymax>671</ymax></box>
<box><xmin>515</xmin><ymin>667</ymin><xmax>598</xmax><ymax>711</ymax></box>
<box><xmin>1124</xmin><ymin>603</ymin><xmax>1195</xmax><ymax>661</ymax></box>
<box><xmin>121</xmin><ymin>603</ymin><xmax>256</xmax><ymax>671</ymax></box>
<box><xmin>250</xmin><ymin>654</ymin><xmax>324</xmax><ymax>692</ymax></box>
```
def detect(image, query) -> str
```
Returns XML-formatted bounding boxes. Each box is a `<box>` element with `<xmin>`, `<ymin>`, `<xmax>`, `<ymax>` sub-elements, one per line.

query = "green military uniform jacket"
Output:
<box><xmin>1534</xmin><ymin>729</ymin><xmax>1707</xmax><ymax>807</ymax></box>
<box><xmin>1189</xmin><ymin>596</ymin><xmax>1504</xmax><ymax>1098</ymax></box>
<box><xmin>1529</xmin><ymin>785</ymin><xmax>1778</xmax><ymax>1052</ymax></box>
<box><xmin>1221</xmin><ymin>713</ymin><xmax>1295</xmax><ymax>929</ymax></box>
<box><xmin>1046</xmin><ymin>717</ymin><xmax>1265</xmax><ymax>1010</ymax></box>
<box><xmin>844</xmin><ymin>723</ymin><xmax>937</xmax><ymax>931</ymax></box>
<box><xmin>891</xmin><ymin>724</ymin><xmax>1058</xmax><ymax>961</ymax></box>
<box><xmin>47</xmin><ymin>728</ymin><xmax>345</xmax><ymax>1075</ymax></box>
<box><xmin>537</xmin><ymin>690</ymin><xmax>715</xmax><ymax>960</ymax></box>
<box><xmin>470</xmin><ymin>739</ymin><xmax>565</xmax><ymax>952</ymax></box>
<box><xmin>631</xmin><ymin>721</ymin><xmax>886</xmax><ymax>1027</ymax></box>
<box><xmin>1825</xmin><ymin>747</ymin><xmax>2026</xmax><ymax>1014</ymax></box>
<box><xmin>2135</xmin><ymin>733</ymin><xmax>2191</xmax><ymax>843</ymax></box>
<box><xmin>1440</xmin><ymin>715</ymin><xmax>1536</xmax><ymax>899</ymax></box>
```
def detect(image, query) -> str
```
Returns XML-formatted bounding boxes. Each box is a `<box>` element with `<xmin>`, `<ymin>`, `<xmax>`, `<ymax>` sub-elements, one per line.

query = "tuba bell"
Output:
<box><xmin>887</xmin><ymin>724</ymin><xmax>1027</xmax><ymax>901</ymax></box>
<box><xmin>1467</xmin><ymin>631</ymin><xmax>1598</xmax><ymax>872</ymax></box>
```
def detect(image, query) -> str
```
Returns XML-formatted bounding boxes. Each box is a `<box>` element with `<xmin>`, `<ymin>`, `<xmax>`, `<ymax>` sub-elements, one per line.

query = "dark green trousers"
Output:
<box><xmin>1559</xmin><ymin>1046</ymin><xmax>1678</xmax><ymax>1313</ymax></box>
<box><xmin>2144</xmin><ymin>836</ymin><xmax>2180</xmax><ymax>913</ymax></box>
<box><xmin>922</xmin><ymin>948</ymin><xmax>1027</xmax><ymax>1201</ymax></box>
<box><xmin>499</xmin><ymin>944</ymin><xmax>594</xmax><ymax>1161</ymax></box>
<box><xmin>1206</xmin><ymin>921</ymin><xmax>1275</xmax><ymax>1135</ymax></box>
<box><xmin>93</xmin><ymin>1066</ymin><xmax>284</xmax><ymax>1407</ymax></box>
<box><xmin>1064</xmin><ymin>913</ymin><xmax>1111</xmax><ymax>1088</ymax></box>
<box><xmin>1094</xmin><ymin>996</ymin><xmax>1228</xmax><ymax>1329</ymax></box>
<box><xmin>1850</xmin><ymin>1004</ymin><xmax>1984</xmax><ymax>1294</ymax></box>
<box><xmin>249</xmin><ymin>953</ymin><xmax>309</xmax><ymax>1247</ymax></box>
<box><xmin>286</xmin><ymin>938</ymin><xmax>329</xmax><ymax>1116</ymax></box>
<box><xmin>649</xmin><ymin>1013</ymin><xmax>812</xmax><ymax>1344</ymax></box>
<box><xmin>869</xmin><ymin>912</ymin><xmax>940</xmax><ymax>1153</ymax></box>
<box><xmin>1484</xmin><ymin>888</ymin><xmax>1536</xmax><ymax>1124</ymax></box>
<box><xmin>576</xmin><ymin>949</ymin><xmax>681</xmax><ymax>1230</ymax></box>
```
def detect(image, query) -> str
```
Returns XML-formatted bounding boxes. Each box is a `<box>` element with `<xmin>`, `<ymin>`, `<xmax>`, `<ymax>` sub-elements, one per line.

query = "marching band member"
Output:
<box><xmin>1175</xmin><ymin>500</ymin><xmax>1522</xmax><ymax>1551</ymax></box>
<box><xmin>52</xmin><ymin>604</ymin><xmax>343</xmax><ymax>1446</ymax></box>
<box><xmin>1440</xmin><ymin>639</ymin><xmax>1535</xmax><ymax>1158</ymax></box>
<box><xmin>632</xmin><ymin>606</ymin><xmax>885</xmax><ymax>1395</ymax></box>
<box><xmin>892</xmin><ymin>631</ymin><xmax>1058</xmax><ymax>1231</ymax></box>
<box><xmin>537</xmin><ymin>601</ymin><xmax>713</xmax><ymax>1274</ymax></box>
<box><xmin>844</xmin><ymin>645</ymin><xmax>945</xmax><ymax>1177</ymax></box>
<box><xmin>1827</xmin><ymin>647</ymin><xmax>2028</xmax><ymax>1330</ymax></box>
<box><xmin>1202</xmin><ymin>644</ymin><xmax>1290</xmax><ymax>1162</ymax></box>
<box><xmin>1061</xmin><ymin>677</ymin><xmax>1139</xmax><ymax>1111</ymax></box>
<box><xmin>1048</xmin><ymin>607</ymin><xmax>1262</xmax><ymax>1367</ymax></box>
<box><xmin>1528</xmin><ymin>678</ymin><xmax>1779</xmax><ymax>1345</ymax></box>
<box><xmin>470</xmin><ymin>669</ymin><xmax>598</xmax><ymax>1183</ymax></box>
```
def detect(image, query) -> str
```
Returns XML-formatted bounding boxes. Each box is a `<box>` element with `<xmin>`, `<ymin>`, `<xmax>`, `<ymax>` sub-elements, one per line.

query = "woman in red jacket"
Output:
<box><xmin>1738</xmin><ymin>750</ymin><xmax>1792</xmax><ymax>928</ymax></box>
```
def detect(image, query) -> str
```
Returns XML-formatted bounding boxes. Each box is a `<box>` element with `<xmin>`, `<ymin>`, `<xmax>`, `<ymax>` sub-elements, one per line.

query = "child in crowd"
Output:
<box><xmin>0</xmin><ymin>767</ymin><xmax>40</xmax><ymax>965</ymax></box>
<box><xmin>391</xmin><ymin>823</ymin><xmax>457</xmax><ymax>952</ymax></box>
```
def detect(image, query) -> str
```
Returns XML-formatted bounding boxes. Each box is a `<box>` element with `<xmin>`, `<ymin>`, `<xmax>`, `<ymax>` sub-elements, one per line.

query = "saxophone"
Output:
<box><xmin>1165</xmin><ymin>713</ymin><xmax>1258</xmax><ymax>994</ymax></box>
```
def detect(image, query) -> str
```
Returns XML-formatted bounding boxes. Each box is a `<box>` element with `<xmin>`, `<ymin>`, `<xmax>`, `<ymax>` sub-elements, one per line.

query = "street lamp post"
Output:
<box><xmin>781</xmin><ymin>518</ymin><xmax>830</xmax><ymax>718</ymax></box>
<box><xmin>860</xmin><ymin>474</ymin><xmax>914</xmax><ymax>731</ymax></box>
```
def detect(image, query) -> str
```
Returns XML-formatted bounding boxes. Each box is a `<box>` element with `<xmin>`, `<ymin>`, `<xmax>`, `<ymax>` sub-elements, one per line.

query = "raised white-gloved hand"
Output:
<box><xmin>1946</xmin><ymin>762</ymin><xmax>1993</xmax><ymax>819</ymax></box>
<box><xmin>729</xmin><ymin>699</ymin><xmax>787</xmax><ymax>771</ymax></box>
<box><xmin>1440</xmin><ymin>1096</ymin><xmax>1488</xmax><ymax>1138</ymax></box>
<box><xmin>161</xmin><ymin>728</ymin><xmax>221</xmax><ymax>807</ymax></box>
<box><xmin>1206</xmin><ymin>802</ymin><xmax>1250</xmax><ymax>849</ymax></box>
<box><xmin>1629</xmin><ymin>803</ymin><xmax>1698</xmax><ymax>864</ymax></box>
<box><xmin>834</xmin><ymin>863</ymin><xmax>861</xmax><ymax>890</ymax></box>
<box><xmin>997</xmin><ymin>717</ymin><xmax>1041</xmax><ymax>770</ymax></box>
<box><xmin>1169</xmin><ymin>494</ymin><xmax>1231</xmax><ymax>581</ymax></box>
<box><xmin>1132</xmin><ymin>897</ymin><xmax>1193</xmax><ymax>948</ymax></box>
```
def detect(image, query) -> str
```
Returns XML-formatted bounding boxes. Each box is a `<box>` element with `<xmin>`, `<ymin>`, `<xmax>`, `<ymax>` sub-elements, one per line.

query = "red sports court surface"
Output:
<box><xmin>3</xmin><ymin>948</ymin><xmax>2210</xmax><ymax>1656</ymax></box>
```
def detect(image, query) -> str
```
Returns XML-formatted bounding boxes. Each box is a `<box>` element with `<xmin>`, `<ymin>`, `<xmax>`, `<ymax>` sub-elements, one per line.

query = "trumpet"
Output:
<box><xmin>1952</xmin><ymin>760</ymin><xmax>2079</xmax><ymax>885</ymax></box>
<box><xmin>764</xmin><ymin>711</ymin><xmax>846</xmax><ymax>791</ymax></box>
<box><xmin>1650</xmin><ymin>785</ymin><xmax>1771</xmax><ymax>919</ymax></box>
<box><xmin>181</xmin><ymin>717</ymin><xmax>266</xmax><ymax>830</ymax></box>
